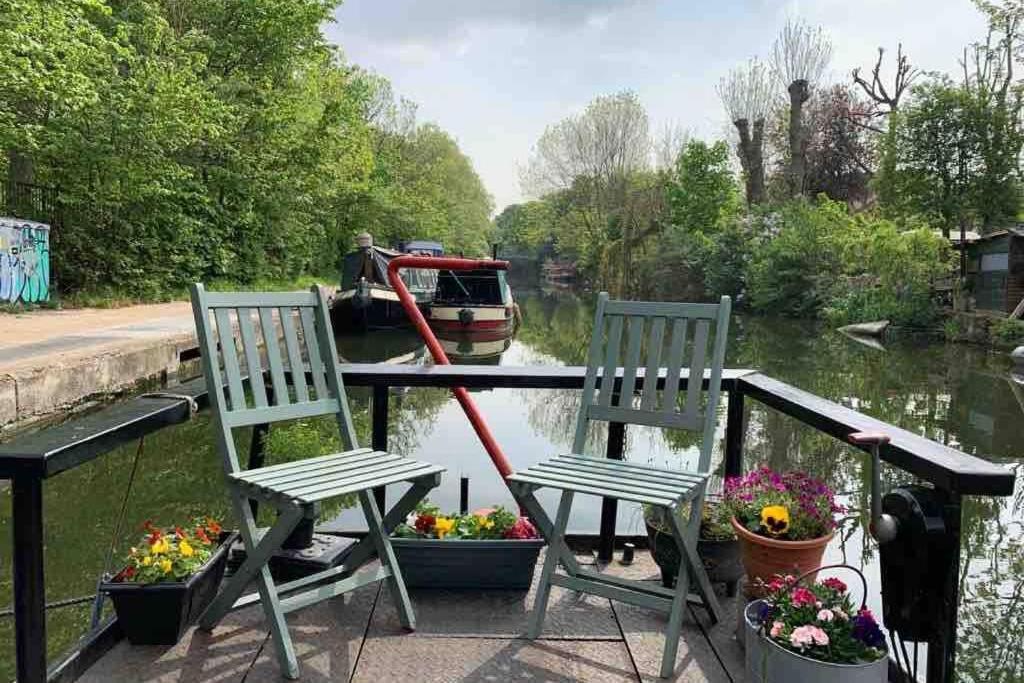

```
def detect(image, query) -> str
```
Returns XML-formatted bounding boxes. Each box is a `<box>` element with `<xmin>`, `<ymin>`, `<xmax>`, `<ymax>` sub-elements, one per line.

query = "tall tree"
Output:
<box><xmin>771</xmin><ymin>19</ymin><xmax>832</xmax><ymax>197</ymax></box>
<box><xmin>522</xmin><ymin>91</ymin><xmax>651</xmax><ymax>293</ymax></box>
<box><xmin>718</xmin><ymin>59</ymin><xmax>772</xmax><ymax>205</ymax></box>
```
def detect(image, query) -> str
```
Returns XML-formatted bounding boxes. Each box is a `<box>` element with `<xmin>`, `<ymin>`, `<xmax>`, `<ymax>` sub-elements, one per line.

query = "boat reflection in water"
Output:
<box><xmin>438</xmin><ymin>333</ymin><xmax>513</xmax><ymax>365</ymax></box>
<box><xmin>335</xmin><ymin>327</ymin><xmax>428</xmax><ymax>366</ymax></box>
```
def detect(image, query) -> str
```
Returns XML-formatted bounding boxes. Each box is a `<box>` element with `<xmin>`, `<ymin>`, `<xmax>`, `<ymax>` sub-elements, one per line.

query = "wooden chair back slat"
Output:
<box><xmin>618</xmin><ymin>317</ymin><xmax>645</xmax><ymax>406</ymax></box>
<box><xmin>598</xmin><ymin>315</ymin><xmax>624</xmax><ymax>407</ymax></box>
<box><xmin>639</xmin><ymin>316</ymin><xmax>666</xmax><ymax>412</ymax></box>
<box><xmin>258</xmin><ymin>307</ymin><xmax>289</xmax><ymax>406</ymax></box>
<box><xmin>279</xmin><ymin>307</ymin><xmax>309</xmax><ymax>402</ymax></box>
<box><xmin>573</xmin><ymin>292</ymin><xmax>732</xmax><ymax>475</ymax></box>
<box><xmin>660</xmin><ymin>318</ymin><xmax>688</xmax><ymax>412</ymax></box>
<box><xmin>237</xmin><ymin>308</ymin><xmax>268</xmax><ymax>408</ymax></box>
<box><xmin>299</xmin><ymin>307</ymin><xmax>329</xmax><ymax>399</ymax></box>
<box><xmin>682</xmin><ymin>319</ymin><xmax>710</xmax><ymax>419</ymax></box>
<box><xmin>214</xmin><ymin>308</ymin><xmax>246</xmax><ymax>411</ymax></box>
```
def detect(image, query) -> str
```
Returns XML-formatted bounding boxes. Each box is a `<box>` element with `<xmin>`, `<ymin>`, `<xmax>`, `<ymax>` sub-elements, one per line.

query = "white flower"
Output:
<box><xmin>817</xmin><ymin>609</ymin><xmax>834</xmax><ymax>622</ymax></box>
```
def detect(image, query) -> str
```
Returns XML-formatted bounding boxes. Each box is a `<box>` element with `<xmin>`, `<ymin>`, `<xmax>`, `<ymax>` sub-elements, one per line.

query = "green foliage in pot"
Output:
<box><xmin>643</xmin><ymin>498</ymin><xmax>736</xmax><ymax>541</ymax></box>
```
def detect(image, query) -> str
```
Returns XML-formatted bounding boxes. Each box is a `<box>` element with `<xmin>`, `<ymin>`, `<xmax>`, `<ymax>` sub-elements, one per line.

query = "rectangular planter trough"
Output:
<box><xmin>391</xmin><ymin>537</ymin><xmax>545</xmax><ymax>589</ymax></box>
<box><xmin>101</xmin><ymin>531</ymin><xmax>239</xmax><ymax>645</ymax></box>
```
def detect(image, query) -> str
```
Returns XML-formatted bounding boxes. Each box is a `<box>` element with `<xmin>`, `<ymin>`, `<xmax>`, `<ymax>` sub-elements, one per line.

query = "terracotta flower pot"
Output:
<box><xmin>731</xmin><ymin>517</ymin><xmax>833</xmax><ymax>591</ymax></box>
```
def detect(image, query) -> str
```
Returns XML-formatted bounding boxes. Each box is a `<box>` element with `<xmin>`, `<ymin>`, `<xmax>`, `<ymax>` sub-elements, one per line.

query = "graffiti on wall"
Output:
<box><xmin>0</xmin><ymin>217</ymin><xmax>50</xmax><ymax>303</ymax></box>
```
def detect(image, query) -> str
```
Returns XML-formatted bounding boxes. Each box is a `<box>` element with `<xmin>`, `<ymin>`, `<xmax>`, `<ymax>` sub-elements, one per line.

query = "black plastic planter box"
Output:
<box><xmin>101</xmin><ymin>531</ymin><xmax>239</xmax><ymax>645</ymax></box>
<box><xmin>391</xmin><ymin>538</ymin><xmax>544</xmax><ymax>589</ymax></box>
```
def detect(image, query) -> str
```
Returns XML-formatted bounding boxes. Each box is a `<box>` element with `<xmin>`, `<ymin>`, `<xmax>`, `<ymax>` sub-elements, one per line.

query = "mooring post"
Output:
<box><xmin>724</xmin><ymin>388</ymin><xmax>746</xmax><ymax>479</ymax></box>
<box><xmin>927</xmin><ymin>492</ymin><xmax>962</xmax><ymax>683</ymax></box>
<box><xmin>598</xmin><ymin>411</ymin><xmax>626</xmax><ymax>563</ymax></box>
<box><xmin>13</xmin><ymin>475</ymin><xmax>46</xmax><ymax>683</ymax></box>
<box><xmin>371</xmin><ymin>384</ymin><xmax>389</xmax><ymax>512</ymax></box>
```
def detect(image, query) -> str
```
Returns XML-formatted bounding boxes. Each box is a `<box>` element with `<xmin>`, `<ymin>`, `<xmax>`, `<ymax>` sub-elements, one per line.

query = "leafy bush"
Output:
<box><xmin>991</xmin><ymin>318</ymin><xmax>1024</xmax><ymax>346</ymax></box>
<box><xmin>746</xmin><ymin>199</ymin><xmax>849</xmax><ymax>317</ymax></box>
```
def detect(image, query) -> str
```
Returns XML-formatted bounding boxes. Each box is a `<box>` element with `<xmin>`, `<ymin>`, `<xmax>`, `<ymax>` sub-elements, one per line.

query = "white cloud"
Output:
<box><xmin>332</xmin><ymin>0</ymin><xmax>992</xmax><ymax>214</ymax></box>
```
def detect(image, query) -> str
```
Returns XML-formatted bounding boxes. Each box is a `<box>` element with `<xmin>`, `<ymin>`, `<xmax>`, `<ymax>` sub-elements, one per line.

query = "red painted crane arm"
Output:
<box><xmin>386</xmin><ymin>255</ymin><xmax>514</xmax><ymax>481</ymax></box>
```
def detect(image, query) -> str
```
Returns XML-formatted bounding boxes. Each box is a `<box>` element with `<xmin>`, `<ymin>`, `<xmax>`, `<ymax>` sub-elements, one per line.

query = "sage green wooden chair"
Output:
<box><xmin>190</xmin><ymin>284</ymin><xmax>444</xmax><ymax>680</ymax></box>
<box><xmin>508</xmin><ymin>292</ymin><xmax>731</xmax><ymax>679</ymax></box>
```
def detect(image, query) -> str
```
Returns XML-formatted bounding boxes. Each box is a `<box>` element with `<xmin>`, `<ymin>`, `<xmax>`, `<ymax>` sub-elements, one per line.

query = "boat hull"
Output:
<box><xmin>428</xmin><ymin>304</ymin><xmax>515</xmax><ymax>340</ymax></box>
<box><xmin>332</xmin><ymin>286</ymin><xmax>422</xmax><ymax>330</ymax></box>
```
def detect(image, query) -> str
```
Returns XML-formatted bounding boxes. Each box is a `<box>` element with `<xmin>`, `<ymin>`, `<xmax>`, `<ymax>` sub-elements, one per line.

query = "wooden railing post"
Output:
<box><xmin>927</xmin><ymin>492</ymin><xmax>962</xmax><ymax>683</ymax></box>
<box><xmin>13</xmin><ymin>475</ymin><xmax>46</xmax><ymax>683</ymax></box>
<box><xmin>724</xmin><ymin>388</ymin><xmax>746</xmax><ymax>479</ymax></box>
<box><xmin>371</xmin><ymin>384</ymin><xmax>389</xmax><ymax>511</ymax></box>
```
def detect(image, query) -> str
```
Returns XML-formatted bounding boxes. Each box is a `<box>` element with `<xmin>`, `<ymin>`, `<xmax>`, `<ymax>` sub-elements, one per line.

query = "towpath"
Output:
<box><xmin>0</xmin><ymin>302</ymin><xmax>198</xmax><ymax>429</ymax></box>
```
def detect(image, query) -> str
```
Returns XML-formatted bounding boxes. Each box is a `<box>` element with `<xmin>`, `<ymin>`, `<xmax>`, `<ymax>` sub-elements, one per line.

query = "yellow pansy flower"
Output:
<box><xmin>179</xmin><ymin>540</ymin><xmax>195</xmax><ymax>558</ymax></box>
<box><xmin>142</xmin><ymin>555</ymin><xmax>152</xmax><ymax>566</ymax></box>
<box><xmin>481</xmin><ymin>518</ymin><xmax>495</xmax><ymax>530</ymax></box>
<box><xmin>760</xmin><ymin>505</ymin><xmax>790</xmax><ymax>536</ymax></box>
<box><xmin>150</xmin><ymin>538</ymin><xmax>168</xmax><ymax>555</ymax></box>
<box><xmin>160</xmin><ymin>559</ymin><xmax>173</xmax><ymax>574</ymax></box>
<box><xmin>434</xmin><ymin>517</ymin><xmax>455</xmax><ymax>539</ymax></box>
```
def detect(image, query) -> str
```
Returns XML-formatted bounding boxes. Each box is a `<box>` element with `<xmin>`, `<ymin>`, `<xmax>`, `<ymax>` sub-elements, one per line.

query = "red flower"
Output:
<box><xmin>114</xmin><ymin>565</ymin><xmax>136</xmax><ymax>582</ymax></box>
<box><xmin>791</xmin><ymin>587</ymin><xmax>817</xmax><ymax>607</ymax></box>
<box><xmin>206</xmin><ymin>518</ymin><xmax>222</xmax><ymax>535</ymax></box>
<box><xmin>503</xmin><ymin>518</ymin><xmax>538</xmax><ymax>540</ymax></box>
<box><xmin>195</xmin><ymin>527</ymin><xmax>212</xmax><ymax>545</ymax></box>
<box><xmin>174</xmin><ymin>526</ymin><xmax>185</xmax><ymax>540</ymax></box>
<box><xmin>822</xmin><ymin>577</ymin><xmax>847</xmax><ymax>593</ymax></box>
<box><xmin>414</xmin><ymin>514</ymin><xmax>436</xmax><ymax>534</ymax></box>
<box><xmin>147</xmin><ymin>528</ymin><xmax>163</xmax><ymax>545</ymax></box>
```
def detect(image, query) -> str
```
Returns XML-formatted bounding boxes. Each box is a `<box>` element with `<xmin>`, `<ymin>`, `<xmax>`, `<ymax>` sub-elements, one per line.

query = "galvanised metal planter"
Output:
<box><xmin>391</xmin><ymin>537</ymin><xmax>544</xmax><ymax>589</ymax></box>
<box><xmin>744</xmin><ymin>599</ymin><xmax>888</xmax><ymax>683</ymax></box>
<box><xmin>101</xmin><ymin>531</ymin><xmax>239</xmax><ymax>645</ymax></box>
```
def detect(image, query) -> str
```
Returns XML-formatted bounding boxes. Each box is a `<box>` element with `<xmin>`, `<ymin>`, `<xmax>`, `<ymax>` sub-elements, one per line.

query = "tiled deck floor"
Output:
<box><xmin>80</xmin><ymin>550</ymin><xmax>745</xmax><ymax>682</ymax></box>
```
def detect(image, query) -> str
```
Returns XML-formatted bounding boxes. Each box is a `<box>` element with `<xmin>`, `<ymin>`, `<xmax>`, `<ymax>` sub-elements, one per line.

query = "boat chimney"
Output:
<box><xmin>356</xmin><ymin>232</ymin><xmax>373</xmax><ymax>249</ymax></box>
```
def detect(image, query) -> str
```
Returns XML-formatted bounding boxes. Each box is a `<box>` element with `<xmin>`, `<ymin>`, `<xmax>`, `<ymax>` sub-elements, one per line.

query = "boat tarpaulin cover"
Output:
<box><xmin>341</xmin><ymin>246</ymin><xmax>400</xmax><ymax>288</ymax></box>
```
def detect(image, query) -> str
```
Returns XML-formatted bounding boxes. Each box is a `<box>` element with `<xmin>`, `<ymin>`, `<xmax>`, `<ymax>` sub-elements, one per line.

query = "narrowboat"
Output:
<box><xmin>427</xmin><ymin>263</ymin><xmax>517</xmax><ymax>340</ymax></box>
<box><xmin>333</xmin><ymin>233</ymin><xmax>441</xmax><ymax>329</ymax></box>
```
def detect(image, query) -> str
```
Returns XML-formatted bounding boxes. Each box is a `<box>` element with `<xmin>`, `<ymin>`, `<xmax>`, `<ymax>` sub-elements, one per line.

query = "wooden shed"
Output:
<box><xmin>963</xmin><ymin>227</ymin><xmax>1024</xmax><ymax>313</ymax></box>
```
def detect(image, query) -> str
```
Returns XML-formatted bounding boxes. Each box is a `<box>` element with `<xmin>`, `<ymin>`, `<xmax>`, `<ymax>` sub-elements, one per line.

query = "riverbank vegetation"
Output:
<box><xmin>498</xmin><ymin>3</ymin><xmax>1023</xmax><ymax>330</ymax></box>
<box><xmin>1</xmin><ymin>0</ymin><xmax>493</xmax><ymax>300</ymax></box>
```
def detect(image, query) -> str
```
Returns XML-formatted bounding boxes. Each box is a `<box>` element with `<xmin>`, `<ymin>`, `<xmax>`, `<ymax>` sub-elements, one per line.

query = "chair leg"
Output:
<box><xmin>527</xmin><ymin>490</ymin><xmax>574</xmax><ymax>639</ymax></box>
<box><xmin>674</xmin><ymin>502</ymin><xmax>723</xmax><ymax>625</ymax></box>
<box><xmin>359</xmin><ymin>490</ymin><xmax>416</xmax><ymax>631</ymax></box>
<box><xmin>202</xmin><ymin>496</ymin><xmax>303</xmax><ymax>679</ymax></box>
<box><xmin>661</xmin><ymin>508</ymin><xmax>693</xmax><ymax>679</ymax></box>
<box><xmin>199</xmin><ymin>499</ymin><xmax>303</xmax><ymax>629</ymax></box>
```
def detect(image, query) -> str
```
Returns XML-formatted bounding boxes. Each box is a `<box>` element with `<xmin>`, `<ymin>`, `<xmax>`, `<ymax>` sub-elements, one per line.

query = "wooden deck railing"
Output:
<box><xmin>0</xmin><ymin>364</ymin><xmax>1013</xmax><ymax>683</ymax></box>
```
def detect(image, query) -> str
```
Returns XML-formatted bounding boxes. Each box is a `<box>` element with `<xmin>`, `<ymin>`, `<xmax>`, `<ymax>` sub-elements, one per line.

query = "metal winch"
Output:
<box><xmin>848</xmin><ymin>433</ymin><xmax>959</xmax><ymax>646</ymax></box>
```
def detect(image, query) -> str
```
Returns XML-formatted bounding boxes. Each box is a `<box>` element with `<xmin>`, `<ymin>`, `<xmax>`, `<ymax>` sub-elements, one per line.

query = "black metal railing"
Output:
<box><xmin>0</xmin><ymin>364</ymin><xmax>1014</xmax><ymax>683</ymax></box>
<box><xmin>1</xmin><ymin>180</ymin><xmax>60</xmax><ymax>226</ymax></box>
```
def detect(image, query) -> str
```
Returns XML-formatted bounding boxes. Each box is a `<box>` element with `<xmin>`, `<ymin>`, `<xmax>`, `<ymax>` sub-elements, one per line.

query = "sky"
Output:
<box><xmin>326</xmin><ymin>0</ymin><xmax>988</xmax><ymax>215</ymax></box>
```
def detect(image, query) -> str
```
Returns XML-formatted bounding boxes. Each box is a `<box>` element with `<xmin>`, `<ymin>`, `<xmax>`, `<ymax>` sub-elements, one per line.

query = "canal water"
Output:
<box><xmin>0</xmin><ymin>288</ymin><xmax>1020</xmax><ymax>681</ymax></box>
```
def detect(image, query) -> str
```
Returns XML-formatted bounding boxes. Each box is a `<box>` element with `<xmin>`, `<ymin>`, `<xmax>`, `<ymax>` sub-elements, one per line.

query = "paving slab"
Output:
<box><xmin>601</xmin><ymin>553</ymin><xmax>744</xmax><ymax>682</ymax></box>
<box><xmin>368</xmin><ymin>549</ymin><xmax>621</xmax><ymax>640</ymax></box>
<box><xmin>77</xmin><ymin>603</ymin><xmax>268</xmax><ymax>683</ymax></box>
<box><xmin>242</xmin><ymin>582</ymin><xmax>380</xmax><ymax>683</ymax></box>
<box><xmin>351</xmin><ymin>637</ymin><xmax>639</xmax><ymax>682</ymax></box>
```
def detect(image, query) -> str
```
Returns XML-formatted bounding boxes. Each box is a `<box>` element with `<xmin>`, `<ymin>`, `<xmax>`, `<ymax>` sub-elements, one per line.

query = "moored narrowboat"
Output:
<box><xmin>427</xmin><ymin>264</ymin><xmax>516</xmax><ymax>340</ymax></box>
<box><xmin>333</xmin><ymin>233</ymin><xmax>441</xmax><ymax>329</ymax></box>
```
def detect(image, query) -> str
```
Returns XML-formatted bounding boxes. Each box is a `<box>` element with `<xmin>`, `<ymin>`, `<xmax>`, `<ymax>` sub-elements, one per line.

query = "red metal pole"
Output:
<box><xmin>387</xmin><ymin>255</ymin><xmax>515</xmax><ymax>481</ymax></box>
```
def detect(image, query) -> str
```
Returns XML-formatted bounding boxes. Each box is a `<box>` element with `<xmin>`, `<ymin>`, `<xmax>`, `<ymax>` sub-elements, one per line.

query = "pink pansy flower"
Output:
<box><xmin>770</xmin><ymin>621</ymin><xmax>785</xmax><ymax>637</ymax></box>
<box><xmin>791</xmin><ymin>587</ymin><xmax>817</xmax><ymax>607</ymax></box>
<box><xmin>817</xmin><ymin>609</ymin><xmax>834</xmax><ymax>622</ymax></box>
